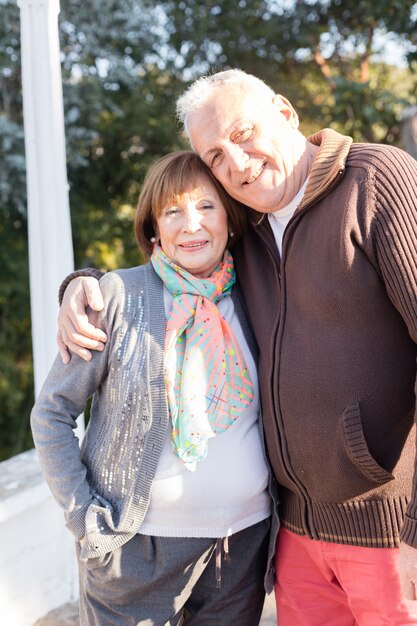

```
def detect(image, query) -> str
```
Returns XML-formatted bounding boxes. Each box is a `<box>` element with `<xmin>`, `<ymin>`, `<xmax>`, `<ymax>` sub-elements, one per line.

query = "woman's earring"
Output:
<box><xmin>150</xmin><ymin>236</ymin><xmax>157</xmax><ymax>244</ymax></box>
<box><xmin>229</xmin><ymin>231</ymin><xmax>235</xmax><ymax>238</ymax></box>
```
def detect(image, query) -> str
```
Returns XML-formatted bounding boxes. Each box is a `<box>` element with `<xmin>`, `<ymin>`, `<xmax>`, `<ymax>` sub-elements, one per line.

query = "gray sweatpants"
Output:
<box><xmin>76</xmin><ymin>517</ymin><xmax>270</xmax><ymax>626</ymax></box>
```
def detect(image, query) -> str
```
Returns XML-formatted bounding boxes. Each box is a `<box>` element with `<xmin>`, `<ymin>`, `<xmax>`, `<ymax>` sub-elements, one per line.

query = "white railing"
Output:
<box><xmin>0</xmin><ymin>449</ymin><xmax>77</xmax><ymax>626</ymax></box>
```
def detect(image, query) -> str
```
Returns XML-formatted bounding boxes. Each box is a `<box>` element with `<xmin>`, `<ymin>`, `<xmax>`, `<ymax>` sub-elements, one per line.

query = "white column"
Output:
<box><xmin>18</xmin><ymin>0</ymin><xmax>74</xmax><ymax>397</ymax></box>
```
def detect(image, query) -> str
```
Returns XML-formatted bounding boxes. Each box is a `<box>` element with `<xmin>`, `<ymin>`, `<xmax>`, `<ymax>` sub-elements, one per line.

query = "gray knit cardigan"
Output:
<box><xmin>31</xmin><ymin>263</ymin><xmax>279</xmax><ymax>592</ymax></box>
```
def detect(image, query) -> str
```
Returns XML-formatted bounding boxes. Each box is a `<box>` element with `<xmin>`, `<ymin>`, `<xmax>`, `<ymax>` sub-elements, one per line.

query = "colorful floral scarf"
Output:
<box><xmin>151</xmin><ymin>245</ymin><xmax>254</xmax><ymax>471</ymax></box>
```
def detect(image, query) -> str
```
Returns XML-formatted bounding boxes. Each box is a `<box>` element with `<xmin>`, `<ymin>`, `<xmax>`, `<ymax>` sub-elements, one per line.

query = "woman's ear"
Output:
<box><xmin>150</xmin><ymin>223</ymin><xmax>160</xmax><ymax>245</ymax></box>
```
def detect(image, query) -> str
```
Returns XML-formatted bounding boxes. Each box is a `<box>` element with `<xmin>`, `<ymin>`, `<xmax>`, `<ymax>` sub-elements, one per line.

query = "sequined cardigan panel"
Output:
<box><xmin>31</xmin><ymin>263</ymin><xmax>276</xmax><ymax>567</ymax></box>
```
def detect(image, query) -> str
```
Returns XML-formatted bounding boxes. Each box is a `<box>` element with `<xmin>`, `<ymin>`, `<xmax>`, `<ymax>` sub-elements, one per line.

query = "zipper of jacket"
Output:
<box><xmin>254</xmin><ymin>220</ymin><xmax>315</xmax><ymax>536</ymax></box>
<box><xmin>256</xmin><ymin>167</ymin><xmax>346</xmax><ymax>539</ymax></box>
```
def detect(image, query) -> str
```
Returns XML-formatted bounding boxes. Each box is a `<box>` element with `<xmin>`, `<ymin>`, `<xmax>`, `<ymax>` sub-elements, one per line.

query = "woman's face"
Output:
<box><xmin>155</xmin><ymin>174</ymin><xmax>229</xmax><ymax>278</ymax></box>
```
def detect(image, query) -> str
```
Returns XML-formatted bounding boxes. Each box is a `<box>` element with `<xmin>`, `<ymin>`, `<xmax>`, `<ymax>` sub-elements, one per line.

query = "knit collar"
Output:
<box><xmin>300</xmin><ymin>128</ymin><xmax>352</xmax><ymax>210</ymax></box>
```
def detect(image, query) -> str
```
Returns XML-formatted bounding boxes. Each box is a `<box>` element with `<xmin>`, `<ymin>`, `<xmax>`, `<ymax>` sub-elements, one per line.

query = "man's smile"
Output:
<box><xmin>243</xmin><ymin>161</ymin><xmax>266</xmax><ymax>185</ymax></box>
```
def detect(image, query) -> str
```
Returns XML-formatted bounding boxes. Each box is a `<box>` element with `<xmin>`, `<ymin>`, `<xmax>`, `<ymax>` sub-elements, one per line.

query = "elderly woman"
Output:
<box><xmin>31</xmin><ymin>151</ymin><xmax>278</xmax><ymax>626</ymax></box>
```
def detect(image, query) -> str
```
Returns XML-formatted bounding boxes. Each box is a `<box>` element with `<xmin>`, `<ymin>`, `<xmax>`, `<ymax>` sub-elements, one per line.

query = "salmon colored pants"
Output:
<box><xmin>275</xmin><ymin>528</ymin><xmax>417</xmax><ymax>626</ymax></box>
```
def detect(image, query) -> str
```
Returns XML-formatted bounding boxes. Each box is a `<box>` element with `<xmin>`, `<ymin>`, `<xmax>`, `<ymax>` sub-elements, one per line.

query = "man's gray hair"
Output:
<box><xmin>176</xmin><ymin>69</ymin><xmax>276</xmax><ymax>138</ymax></box>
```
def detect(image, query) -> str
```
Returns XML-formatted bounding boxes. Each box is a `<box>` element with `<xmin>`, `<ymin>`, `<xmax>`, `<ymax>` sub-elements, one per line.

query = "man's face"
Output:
<box><xmin>188</xmin><ymin>83</ymin><xmax>311</xmax><ymax>213</ymax></box>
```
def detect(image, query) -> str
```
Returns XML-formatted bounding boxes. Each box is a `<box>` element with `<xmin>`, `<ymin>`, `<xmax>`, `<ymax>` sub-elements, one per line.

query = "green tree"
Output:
<box><xmin>59</xmin><ymin>1</ymin><xmax>188</xmax><ymax>270</ymax></box>
<box><xmin>153</xmin><ymin>0</ymin><xmax>417</xmax><ymax>139</ymax></box>
<box><xmin>0</xmin><ymin>1</ymin><xmax>34</xmax><ymax>458</ymax></box>
<box><xmin>1</xmin><ymin>0</ymin><xmax>417</xmax><ymax>460</ymax></box>
<box><xmin>0</xmin><ymin>0</ymin><xmax>188</xmax><ymax>459</ymax></box>
<box><xmin>283</xmin><ymin>0</ymin><xmax>417</xmax><ymax>142</ymax></box>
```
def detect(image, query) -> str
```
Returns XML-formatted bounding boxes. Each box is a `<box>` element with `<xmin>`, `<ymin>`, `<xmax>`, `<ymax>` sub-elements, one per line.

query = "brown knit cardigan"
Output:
<box><xmin>234</xmin><ymin>128</ymin><xmax>417</xmax><ymax>548</ymax></box>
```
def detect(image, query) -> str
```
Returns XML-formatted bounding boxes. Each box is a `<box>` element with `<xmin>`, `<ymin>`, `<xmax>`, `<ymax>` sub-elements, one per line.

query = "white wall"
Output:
<box><xmin>0</xmin><ymin>449</ymin><xmax>77</xmax><ymax>626</ymax></box>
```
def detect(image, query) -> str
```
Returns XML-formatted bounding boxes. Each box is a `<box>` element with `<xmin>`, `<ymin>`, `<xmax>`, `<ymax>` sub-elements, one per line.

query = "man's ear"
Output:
<box><xmin>272</xmin><ymin>94</ymin><xmax>299</xmax><ymax>129</ymax></box>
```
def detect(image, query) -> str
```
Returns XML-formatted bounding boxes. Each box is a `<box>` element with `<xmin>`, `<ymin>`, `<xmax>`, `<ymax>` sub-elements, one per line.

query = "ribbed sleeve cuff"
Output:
<box><xmin>58</xmin><ymin>268</ymin><xmax>105</xmax><ymax>305</ymax></box>
<box><xmin>65</xmin><ymin>501</ymin><xmax>91</xmax><ymax>541</ymax></box>
<box><xmin>400</xmin><ymin>515</ymin><xmax>417</xmax><ymax>548</ymax></box>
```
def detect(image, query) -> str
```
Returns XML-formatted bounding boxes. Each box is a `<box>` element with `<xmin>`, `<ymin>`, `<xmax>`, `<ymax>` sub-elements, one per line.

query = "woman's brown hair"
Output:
<box><xmin>134</xmin><ymin>150</ymin><xmax>247</xmax><ymax>258</ymax></box>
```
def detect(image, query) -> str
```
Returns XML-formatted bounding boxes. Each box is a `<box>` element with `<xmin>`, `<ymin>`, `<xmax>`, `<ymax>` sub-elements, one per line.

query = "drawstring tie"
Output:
<box><xmin>215</xmin><ymin>536</ymin><xmax>229</xmax><ymax>588</ymax></box>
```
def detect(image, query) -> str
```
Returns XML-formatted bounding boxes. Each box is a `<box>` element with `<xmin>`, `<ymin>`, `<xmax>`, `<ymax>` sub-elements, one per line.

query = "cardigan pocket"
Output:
<box><xmin>341</xmin><ymin>403</ymin><xmax>394</xmax><ymax>485</ymax></box>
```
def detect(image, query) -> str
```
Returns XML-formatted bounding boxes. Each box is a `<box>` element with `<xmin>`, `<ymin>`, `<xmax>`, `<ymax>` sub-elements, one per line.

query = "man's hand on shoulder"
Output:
<box><xmin>57</xmin><ymin>276</ymin><xmax>107</xmax><ymax>364</ymax></box>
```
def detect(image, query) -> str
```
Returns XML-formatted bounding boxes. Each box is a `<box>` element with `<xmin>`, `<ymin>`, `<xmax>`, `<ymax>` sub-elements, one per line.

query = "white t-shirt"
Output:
<box><xmin>139</xmin><ymin>290</ymin><xmax>271</xmax><ymax>538</ymax></box>
<box><xmin>268</xmin><ymin>178</ymin><xmax>309</xmax><ymax>255</ymax></box>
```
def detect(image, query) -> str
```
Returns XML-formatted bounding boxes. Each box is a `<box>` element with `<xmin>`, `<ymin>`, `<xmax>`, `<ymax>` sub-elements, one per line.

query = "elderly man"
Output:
<box><xmin>57</xmin><ymin>70</ymin><xmax>417</xmax><ymax>625</ymax></box>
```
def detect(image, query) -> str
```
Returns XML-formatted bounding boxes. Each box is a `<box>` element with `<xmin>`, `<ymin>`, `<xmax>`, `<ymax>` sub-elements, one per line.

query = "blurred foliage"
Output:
<box><xmin>1</xmin><ymin>0</ymin><xmax>417</xmax><ymax>460</ymax></box>
<box><xmin>152</xmin><ymin>0</ymin><xmax>417</xmax><ymax>138</ymax></box>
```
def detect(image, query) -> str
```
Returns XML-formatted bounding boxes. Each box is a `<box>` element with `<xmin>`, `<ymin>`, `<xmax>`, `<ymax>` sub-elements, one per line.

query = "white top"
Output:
<box><xmin>268</xmin><ymin>178</ymin><xmax>309</xmax><ymax>255</ymax></box>
<box><xmin>139</xmin><ymin>289</ymin><xmax>271</xmax><ymax>538</ymax></box>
